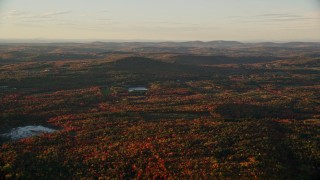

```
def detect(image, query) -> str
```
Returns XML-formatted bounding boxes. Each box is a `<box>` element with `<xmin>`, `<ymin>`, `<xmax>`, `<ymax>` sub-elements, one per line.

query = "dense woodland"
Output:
<box><xmin>0</xmin><ymin>42</ymin><xmax>319</xmax><ymax>179</ymax></box>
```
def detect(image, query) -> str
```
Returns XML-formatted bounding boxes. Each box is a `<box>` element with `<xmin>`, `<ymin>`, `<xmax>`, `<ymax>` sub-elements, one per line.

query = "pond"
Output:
<box><xmin>128</xmin><ymin>87</ymin><xmax>148</xmax><ymax>92</ymax></box>
<box><xmin>0</xmin><ymin>125</ymin><xmax>57</xmax><ymax>140</ymax></box>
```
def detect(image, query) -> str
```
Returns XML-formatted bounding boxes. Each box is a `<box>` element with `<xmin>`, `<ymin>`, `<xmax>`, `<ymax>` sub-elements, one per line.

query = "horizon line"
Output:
<box><xmin>1</xmin><ymin>38</ymin><xmax>320</xmax><ymax>44</ymax></box>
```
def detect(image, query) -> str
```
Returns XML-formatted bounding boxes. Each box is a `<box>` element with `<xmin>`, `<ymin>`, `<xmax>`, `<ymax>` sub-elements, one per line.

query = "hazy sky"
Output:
<box><xmin>0</xmin><ymin>0</ymin><xmax>319</xmax><ymax>42</ymax></box>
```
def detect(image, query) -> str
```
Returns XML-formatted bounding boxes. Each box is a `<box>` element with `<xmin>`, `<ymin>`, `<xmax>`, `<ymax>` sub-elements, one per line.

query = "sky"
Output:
<box><xmin>0</xmin><ymin>0</ymin><xmax>319</xmax><ymax>42</ymax></box>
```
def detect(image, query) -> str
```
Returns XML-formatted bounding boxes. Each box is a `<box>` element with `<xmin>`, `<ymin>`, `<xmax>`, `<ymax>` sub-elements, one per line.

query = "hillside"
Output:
<box><xmin>0</xmin><ymin>43</ymin><xmax>319</xmax><ymax>179</ymax></box>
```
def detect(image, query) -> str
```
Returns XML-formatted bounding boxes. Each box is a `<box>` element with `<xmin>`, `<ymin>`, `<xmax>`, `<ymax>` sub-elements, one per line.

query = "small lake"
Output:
<box><xmin>0</xmin><ymin>125</ymin><xmax>57</xmax><ymax>140</ymax></box>
<box><xmin>128</xmin><ymin>87</ymin><xmax>148</xmax><ymax>92</ymax></box>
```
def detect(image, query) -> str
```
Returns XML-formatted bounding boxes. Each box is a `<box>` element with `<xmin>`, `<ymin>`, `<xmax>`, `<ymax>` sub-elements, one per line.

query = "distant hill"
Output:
<box><xmin>1</xmin><ymin>41</ymin><xmax>319</xmax><ymax>59</ymax></box>
<box><xmin>171</xmin><ymin>55</ymin><xmax>281</xmax><ymax>65</ymax></box>
<box><xmin>113</xmin><ymin>57</ymin><xmax>201</xmax><ymax>74</ymax></box>
<box><xmin>2</xmin><ymin>40</ymin><xmax>319</xmax><ymax>48</ymax></box>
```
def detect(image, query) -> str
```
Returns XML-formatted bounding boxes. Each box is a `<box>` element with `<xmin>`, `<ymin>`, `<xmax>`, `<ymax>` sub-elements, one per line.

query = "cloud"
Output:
<box><xmin>228</xmin><ymin>13</ymin><xmax>318</xmax><ymax>23</ymax></box>
<box><xmin>2</xmin><ymin>10</ymin><xmax>71</xmax><ymax>20</ymax></box>
<box><xmin>100</xmin><ymin>10</ymin><xmax>109</xmax><ymax>13</ymax></box>
<box><xmin>2</xmin><ymin>10</ymin><xmax>34</xmax><ymax>19</ymax></box>
<box><xmin>254</xmin><ymin>13</ymin><xmax>315</xmax><ymax>22</ymax></box>
<box><xmin>96</xmin><ymin>18</ymin><xmax>112</xmax><ymax>21</ymax></box>
<box><xmin>139</xmin><ymin>21</ymin><xmax>202</xmax><ymax>27</ymax></box>
<box><xmin>42</xmin><ymin>11</ymin><xmax>71</xmax><ymax>17</ymax></box>
<box><xmin>255</xmin><ymin>13</ymin><xmax>300</xmax><ymax>18</ymax></box>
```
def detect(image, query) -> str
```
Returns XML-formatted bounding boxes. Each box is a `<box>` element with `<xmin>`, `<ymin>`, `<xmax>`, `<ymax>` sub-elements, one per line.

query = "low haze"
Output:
<box><xmin>0</xmin><ymin>0</ymin><xmax>319</xmax><ymax>42</ymax></box>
